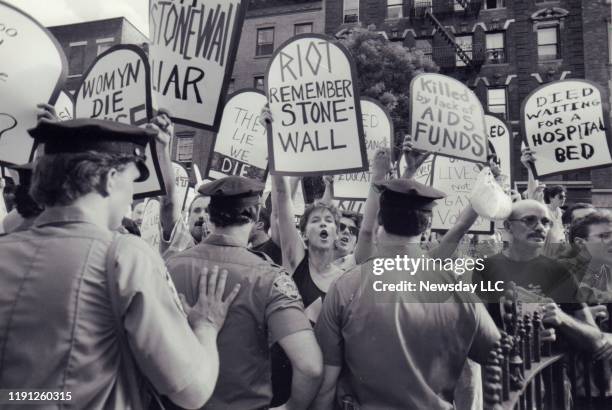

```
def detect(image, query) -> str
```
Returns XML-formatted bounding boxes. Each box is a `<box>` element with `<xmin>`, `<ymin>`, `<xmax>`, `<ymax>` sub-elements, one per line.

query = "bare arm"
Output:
<box><xmin>273</xmin><ymin>175</ymin><xmax>306</xmax><ymax>271</ymax></box>
<box><xmin>320</xmin><ymin>176</ymin><xmax>333</xmax><ymax>204</ymax></box>
<box><xmin>429</xmin><ymin>206</ymin><xmax>478</xmax><ymax>259</ymax></box>
<box><xmin>309</xmin><ymin>365</ymin><xmax>341</xmax><ymax>410</ymax></box>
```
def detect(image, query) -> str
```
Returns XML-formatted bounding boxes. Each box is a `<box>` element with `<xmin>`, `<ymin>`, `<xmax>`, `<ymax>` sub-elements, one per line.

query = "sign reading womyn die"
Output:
<box><xmin>149</xmin><ymin>0</ymin><xmax>246</xmax><ymax>131</ymax></box>
<box><xmin>208</xmin><ymin>89</ymin><xmax>268</xmax><ymax>181</ymax></box>
<box><xmin>410</xmin><ymin>73</ymin><xmax>488</xmax><ymax>163</ymax></box>
<box><xmin>266</xmin><ymin>34</ymin><xmax>368</xmax><ymax>176</ymax></box>
<box><xmin>521</xmin><ymin>79</ymin><xmax>612</xmax><ymax>177</ymax></box>
<box><xmin>75</xmin><ymin>45</ymin><xmax>165</xmax><ymax>199</ymax></box>
<box><xmin>333</xmin><ymin>97</ymin><xmax>393</xmax><ymax>200</ymax></box>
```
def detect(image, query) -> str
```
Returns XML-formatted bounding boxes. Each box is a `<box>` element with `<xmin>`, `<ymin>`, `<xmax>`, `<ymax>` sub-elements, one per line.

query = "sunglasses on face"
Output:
<box><xmin>339</xmin><ymin>223</ymin><xmax>359</xmax><ymax>236</ymax></box>
<box><xmin>508</xmin><ymin>216</ymin><xmax>553</xmax><ymax>229</ymax></box>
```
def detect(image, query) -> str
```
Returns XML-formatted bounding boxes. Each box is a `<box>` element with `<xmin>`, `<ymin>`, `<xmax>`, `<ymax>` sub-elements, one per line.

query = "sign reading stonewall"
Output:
<box><xmin>410</xmin><ymin>73</ymin><xmax>488</xmax><ymax>163</ymax></box>
<box><xmin>521</xmin><ymin>79</ymin><xmax>612</xmax><ymax>177</ymax></box>
<box><xmin>333</xmin><ymin>97</ymin><xmax>393</xmax><ymax>200</ymax></box>
<box><xmin>75</xmin><ymin>45</ymin><xmax>165</xmax><ymax>199</ymax></box>
<box><xmin>485</xmin><ymin>114</ymin><xmax>512</xmax><ymax>187</ymax></box>
<box><xmin>208</xmin><ymin>89</ymin><xmax>268</xmax><ymax>181</ymax></box>
<box><xmin>0</xmin><ymin>0</ymin><xmax>67</xmax><ymax>165</ymax></box>
<box><xmin>265</xmin><ymin>34</ymin><xmax>368</xmax><ymax>176</ymax></box>
<box><xmin>149</xmin><ymin>0</ymin><xmax>246</xmax><ymax>131</ymax></box>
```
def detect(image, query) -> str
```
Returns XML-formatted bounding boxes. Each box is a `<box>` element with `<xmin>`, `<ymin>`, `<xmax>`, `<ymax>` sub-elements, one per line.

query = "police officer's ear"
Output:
<box><xmin>100</xmin><ymin>168</ymin><xmax>120</xmax><ymax>197</ymax></box>
<box><xmin>573</xmin><ymin>237</ymin><xmax>587</xmax><ymax>247</ymax></box>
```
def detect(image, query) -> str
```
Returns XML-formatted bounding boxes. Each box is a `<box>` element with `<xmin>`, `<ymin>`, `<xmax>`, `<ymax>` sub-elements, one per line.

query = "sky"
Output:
<box><xmin>8</xmin><ymin>0</ymin><xmax>149</xmax><ymax>34</ymax></box>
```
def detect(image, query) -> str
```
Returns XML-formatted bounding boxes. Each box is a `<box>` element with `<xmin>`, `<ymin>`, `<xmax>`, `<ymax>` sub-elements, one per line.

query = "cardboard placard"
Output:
<box><xmin>184</xmin><ymin>187</ymin><xmax>197</xmax><ymax>213</ymax></box>
<box><xmin>208</xmin><ymin>89</ymin><xmax>268</xmax><ymax>181</ymax></box>
<box><xmin>54</xmin><ymin>90</ymin><xmax>74</xmax><ymax>121</ymax></box>
<box><xmin>140</xmin><ymin>198</ymin><xmax>161</xmax><ymax>250</ymax></box>
<box><xmin>485</xmin><ymin>114</ymin><xmax>512</xmax><ymax>188</ymax></box>
<box><xmin>521</xmin><ymin>79</ymin><xmax>612</xmax><ymax>177</ymax></box>
<box><xmin>265</xmin><ymin>34</ymin><xmax>367</xmax><ymax>176</ymax></box>
<box><xmin>0</xmin><ymin>0</ymin><xmax>67</xmax><ymax>165</ymax></box>
<box><xmin>332</xmin><ymin>199</ymin><xmax>365</xmax><ymax>215</ymax></box>
<box><xmin>74</xmin><ymin>45</ymin><xmax>165</xmax><ymax>200</ymax></box>
<box><xmin>410</xmin><ymin>73</ymin><xmax>488</xmax><ymax>163</ymax></box>
<box><xmin>148</xmin><ymin>0</ymin><xmax>246</xmax><ymax>131</ymax></box>
<box><xmin>172</xmin><ymin>162</ymin><xmax>190</xmax><ymax>210</ymax></box>
<box><xmin>333</xmin><ymin>97</ymin><xmax>393</xmax><ymax>200</ymax></box>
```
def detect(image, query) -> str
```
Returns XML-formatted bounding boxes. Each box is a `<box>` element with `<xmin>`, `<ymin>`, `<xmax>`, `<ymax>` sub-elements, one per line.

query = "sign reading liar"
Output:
<box><xmin>521</xmin><ymin>79</ymin><xmax>612</xmax><ymax>177</ymax></box>
<box><xmin>410</xmin><ymin>73</ymin><xmax>488</xmax><ymax>163</ymax></box>
<box><xmin>0</xmin><ymin>0</ymin><xmax>67</xmax><ymax>165</ymax></box>
<box><xmin>74</xmin><ymin>45</ymin><xmax>165</xmax><ymax>199</ymax></box>
<box><xmin>266</xmin><ymin>34</ymin><xmax>368</xmax><ymax>176</ymax></box>
<box><xmin>149</xmin><ymin>0</ymin><xmax>246</xmax><ymax>131</ymax></box>
<box><xmin>333</xmin><ymin>98</ymin><xmax>393</xmax><ymax>200</ymax></box>
<box><xmin>208</xmin><ymin>90</ymin><xmax>268</xmax><ymax>181</ymax></box>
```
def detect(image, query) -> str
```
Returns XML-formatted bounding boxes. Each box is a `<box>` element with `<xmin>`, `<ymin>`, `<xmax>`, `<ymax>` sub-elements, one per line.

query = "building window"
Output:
<box><xmin>254</xmin><ymin>76</ymin><xmax>265</xmax><ymax>90</ymax></box>
<box><xmin>537</xmin><ymin>26</ymin><xmax>559</xmax><ymax>60</ymax></box>
<box><xmin>343</xmin><ymin>0</ymin><xmax>359</xmax><ymax>23</ymax></box>
<box><xmin>487</xmin><ymin>88</ymin><xmax>508</xmax><ymax>120</ymax></box>
<box><xmin>387</xmin><ymin>0</ymin><xmax>403</xmax><ymax>18</ymax></box>
<box><xmin>294</xmin><ymin>23</ymin><xmax>313</xmax><ymax>35</ymax></box>
<box><xmin>455</xmin><ymin>35</ymin><xmax>472</xmax><ymax>67</ymax></box>
<box><xmin>176</xmin><ymin>133</ymin><xmax>194</xmax><ymax>163</ymax></box>
<box><xmin>483</xmin><ymin>0</ymin><xmax>505</xmax><ymax>9</ymax></box>
<box><xmin>256</xmin><ymin>27</ymin><xmax>274</xmax><ymax>56</ymax></box>
<box><xmin>415</xmin><ymin>38</ymin><xmax>433</xmax><ymax>61</ymax></box>
<box><xmin>485</xmin><ymin>32</ymin><xmax>505</xmax><ymax>63</ymax></box>
<box><xmin>96</xmin><ymin>37</ymin><xmax>114</xmax><ymax>55</ymax></box>
<box><xmin>68</xmin><ymin>42</ymin><xmax>87</xmax><ymax>76</ymax></box>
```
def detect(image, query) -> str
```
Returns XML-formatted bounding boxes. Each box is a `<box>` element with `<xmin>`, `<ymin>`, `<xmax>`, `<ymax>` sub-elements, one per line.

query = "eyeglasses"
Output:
<box><xmin>508</xmin><ymin>216</ymin><xmax>553</xmax><ymax>229</ymax></box>
<box><xmin>339</xmin><ymin>223</ymin><xmax>359</xmax><ymax>236</ymax></box>
<box><xmin>586</xmin><ymin>232</ymin><xmax>612</xmax><ymax>243</ymax></box>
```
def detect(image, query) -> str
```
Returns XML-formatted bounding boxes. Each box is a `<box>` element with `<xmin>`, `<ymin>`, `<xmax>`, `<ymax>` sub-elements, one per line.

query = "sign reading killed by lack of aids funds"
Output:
<box><xmin>266</xmin><ymin>34</ymin><xmax>368</xmax><ymax>176</ymax></box>
<box><xmin>410</xmin><ymin>73</ymin><xmax>488</xmax><ymax>163</ymax></box>
<box><xmin>485</xmin><ymin>114</ymin><xmax>512</xmax><ymax>187</ymax></box>
<box><xmin>0</xmin><ymin>1</ymin><xmax>67</xmax><ymax>165</ymax></box>
<box><xmin>208</xmin><ymin>90</ymin><xmax>268</xmax><ymax>182</ymax></box>
<box><xmin>75</xmin><ymin>45</ymin><xmax>165</xmax><ymax>199</ymax></box>
<box><xmin>521</xmin><ymin>80</ymin><xmax>612</xmax><ymax>177</ymax></box>
<box><xmin>149</xmin><ymin>0</ymin><xmax>246</xmax><ymax>131</ymax></box>
<box><xmin>333</xmin><ymin>98</ymin><xmax>393</xmax><ymax>200</ymax></box>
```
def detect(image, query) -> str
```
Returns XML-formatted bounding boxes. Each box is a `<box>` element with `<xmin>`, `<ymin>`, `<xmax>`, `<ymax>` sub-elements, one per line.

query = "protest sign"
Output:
<box><xmin>410</xmin><ymin>73</ymin><xmax>488</xmax><ymax>163</ymax></box>
<box><xmin>265</xmin><ymin>33</ymin><xmax>367</xmax><ymax>176</ymax></box>
<box><xmin>207</xmin><ymin>89</ymin><xmax>268</xmax><ymax>181</ymax></box>
<box><xmin>521</xmin><ymin>79</ymin><xmax>612</xmax><ymax>177</ymax></box>
<box><xmin>54</xmin><ymin>90</ymin><xmax>74</xmax><ymax>121</ymax></box>
<box><xmin>74</xmin><ymin>45</ymin><xmax>165</xmax><ymax>199</ymax></box>
<box><xmin>485</xmin><ymin>114</ymin><xmax>512</xmax><ymax>187</ymax></box>
<box><xmin>140</xmin><ymin>198</ymin><xmax>161</xmax><ymax>250</ymax></box>
<box><xmin>184</xmin><ymin>187</ymin><xmax>197</xmax><ymax>213</ymax></box>
<box><xmin>333</xmin><ymin>97</ymin><xmax>393</xmax><ymax>200</ymax></box>
<box><xmin>0</xmin><ymin>1</ymin><xmax>67</xmax><ymax>165</ymax></box>
<box><xmin>333</xmin><ymin>199</ymin><xmax>365</xmax><ymax>214</ymax></box>
<box><xmin>149</xmin><ymin>0</ymin><xmax>246</xmax><ymax>131</ymax></box>
<box><xmin>172</xmin><ymin>162</ymin><xmax>190</xmax><ymax>210</ymax></box>
<box><xmin>410</xmin><ymin>155</ymin><xmax>435</xmax><ymax>186</ymax></box>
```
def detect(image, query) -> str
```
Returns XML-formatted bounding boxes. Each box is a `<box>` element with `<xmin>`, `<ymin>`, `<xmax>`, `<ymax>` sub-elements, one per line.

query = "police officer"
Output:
<box><xmin>312</xmin><ymin>179</ymin><xmax>501</xmax><ymax>410</ymax></box>
<box><xmin>166</xmin><ymin>176</ymin><xmax>323</xmax><ymax>409</ymax></box>
<box><xmin>1</xmin><ymin>163</ymin><xmax>43</xmax><ymax>234</ymax></box>
<box><xmin>0</xmin><ymin>118</ymin><xmax>239</xmax><ymax>409</ymax></box>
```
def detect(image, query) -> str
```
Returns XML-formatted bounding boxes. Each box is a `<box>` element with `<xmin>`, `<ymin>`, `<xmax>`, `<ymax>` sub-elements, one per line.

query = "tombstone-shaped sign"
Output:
<box><xmin>265</xmin><ymin>34</ymin><xmax>367</xmax><ymax>176</ymax></box>
<box><xmin>485</xmin><ymin>114</ymin><xmax>512</xmax><ymax>187</ymax></box>
<box><xmin>54</xmin><ymin>90</ymin><xmax>74</xmax><ymax>121</ymax></box>
<box><xmin>0</xmin><ymin>1</ymin><xmax>67</xmax><ymax>165</ymax></box>
<box><xmin>140</xmin><ymin>198</ymin><xmax>161</xmax><ymax>250</ymax></box>
<box><xmin>172</xmin><ymin>162</ymin><xmax>190</xmax><ymax>210</ymax></box>
<box><xmin>333</xmin><ymin>97</ymin><xmax>393</xmax><ymax>200</ymax></box>
<box><xmin>208</xmin><ymin>89</ymin><xmax>268</xmax><ymax>181</ymax></box>
<box><xmin>75</xmin><ymin>45</ymin><xmax>165</xmax><ymax>199</ymax></box>
<box><xmin>410</xmin><ymin>73</ymin><xmax>488</xmax><ymax>163</ymax></box>
<box><xmin>148</xmin><ymin>0</ymin><xmax>246</xmax><ymax>131</ymax></box>
<box><xmin>521</xmin><ymin>79</ymin><xmax>612</xmax><ymax>177</ymax></box>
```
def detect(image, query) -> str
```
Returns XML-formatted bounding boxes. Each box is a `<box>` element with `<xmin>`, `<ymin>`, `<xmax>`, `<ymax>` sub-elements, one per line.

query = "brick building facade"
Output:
<box><xmin>325</xmin><ymin>0</ymin><xmax>612</xmax><ymax>206</ymax></box>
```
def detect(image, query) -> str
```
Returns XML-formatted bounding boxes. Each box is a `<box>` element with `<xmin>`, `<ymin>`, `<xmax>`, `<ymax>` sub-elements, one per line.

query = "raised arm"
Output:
<box><xmin>320</xmin><ymin>175</ymin><xmax>333</xmax><ymax>204</ymax></box>
<box><xmin>429</xmin><ymin>205</ymin><xmax>478</xmax><ymax>259</ymax></box>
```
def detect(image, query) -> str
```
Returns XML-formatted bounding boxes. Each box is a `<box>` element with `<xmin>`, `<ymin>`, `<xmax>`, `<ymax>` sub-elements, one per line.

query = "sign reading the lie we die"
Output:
<box><xmin>0</xmin><ymin>0</ymin><xmax>67</xmax><ymax>165</ymax></box>
<box><xmin>333</xmin><ymin>97</ymin><xmax>393</xmax><ymax>200</ymax></box>
<box><xmin>265</xmin><ymin>33</ymin><xmax>367</xmax><ymax>176</ymax></box>
<box><xmin>208</xmin><ymin>89</ymin><xmax>268</xmax><ymax>182</ymax></box>
<box><xmin>149</xmin><ymin>0</ymin><xmax>246</xmax><ymax>131</ymax></box>
<box><xmin>75</xmin><ymin>45</ymin><xmax>165</xmax><ymax>199</ymax></box>
<box><xmin>521</xmin><ymin>79</ymin><xmax>612</xmax><ymax>177</ymax></box>
<box><xmin>485</xmin><ymin>114</ymin><xmax>512</xmax><ymax>187</ymax></box>
<box><xmin>410</xmin><ymin>73</ymin><xmax>488</xmax><ymax>163</ymax></box>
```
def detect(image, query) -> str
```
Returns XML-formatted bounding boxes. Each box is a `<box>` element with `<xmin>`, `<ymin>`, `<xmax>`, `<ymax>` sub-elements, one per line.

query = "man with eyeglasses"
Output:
<box><xmin>333</xmin><ymin>211</ymin><xmax>361</xmax><ymax>272</ymax></box>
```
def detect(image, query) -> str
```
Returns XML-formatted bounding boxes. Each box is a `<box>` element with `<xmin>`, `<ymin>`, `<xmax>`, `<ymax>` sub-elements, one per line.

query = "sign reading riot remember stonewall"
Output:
<box><xmin>333</xmin><ymin>97</ymin><xmax>393</xmax><ymax>200</ymax></box>
<box><xmin>485</xmin><ymin>114</ymin><xmax>512</xmax><ymax>186</ymax></box>
<box><xmin>521</xmin><ymin>79</ymin><xmax>612</xmax><ymax>177</ymax></box>
<box><xmin>208</xmin><ymin>89</ymin><xmax>268</xmax><ymax>181</ymax></box>
<box><xmin>265</xmin><ymin>33</ymin><xmax>368</xmax><ymax>176</ymax></box>
<box><xmin>75</xmin><ymin>45</ymin><xmax>165</xmax><ymax>199</ymax></box>
<box><xmin>0</xmin><ymin>0</ymin><xmax>67</xmax><ymax>165</ymax></box>
<box><xmin>410</xmin><ymin>73</ymin><xmax>488</xmax><ymax>163</ymax></box>
<box><xmin>149</xmin><ymin>0</ymin><xmax>246</xmax><ymax>131</ymax></box>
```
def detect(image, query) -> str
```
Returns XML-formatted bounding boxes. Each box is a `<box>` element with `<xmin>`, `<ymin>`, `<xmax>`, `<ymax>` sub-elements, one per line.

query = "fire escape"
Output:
<box><xmin>411</xmin><ymin>0</ymin><xmax>484</xmax><ymax>70</ymax></box>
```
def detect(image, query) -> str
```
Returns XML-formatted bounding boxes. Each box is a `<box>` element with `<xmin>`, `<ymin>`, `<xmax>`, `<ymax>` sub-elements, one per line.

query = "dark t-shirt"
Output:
<box><xmin>252</xmin><ymin>238</ymin><xmax>283</xmax><ymax>266</ymax></box>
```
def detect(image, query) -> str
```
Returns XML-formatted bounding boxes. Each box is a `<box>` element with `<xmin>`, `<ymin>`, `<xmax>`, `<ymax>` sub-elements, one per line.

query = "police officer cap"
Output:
<box><xmin>377</xmin><ymin>178</ymin><xmax>446</xmax><ymax>210</ymax></box>
<box><xmin>28</xmin><ymin>119</ymin><xmax>154</xmax><ymax>182</ymax></box>
<box><xmin>198</xmin><ymin>176</ymin><xmax>265</xmax><ymax>208</ymax></box>
<box><xmin>7</xmin><ymin>163</ymin><xmax>34</xmax><ymax>187</ymax></box>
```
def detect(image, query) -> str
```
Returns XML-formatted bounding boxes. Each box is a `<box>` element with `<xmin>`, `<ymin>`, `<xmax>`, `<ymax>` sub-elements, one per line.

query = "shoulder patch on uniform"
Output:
<box><xmin>272</xmin><ymin>271</ymin><xmax>300</xmax><ymax>300</ymax></box>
